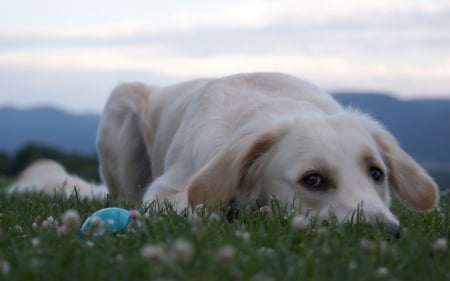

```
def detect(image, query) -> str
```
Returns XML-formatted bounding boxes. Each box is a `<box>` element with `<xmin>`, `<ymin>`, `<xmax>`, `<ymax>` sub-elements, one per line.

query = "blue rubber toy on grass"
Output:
<box><xmin>80</xmin><ymin>207</ymin><xmax>130</xmax><ymax>239</ymax></box>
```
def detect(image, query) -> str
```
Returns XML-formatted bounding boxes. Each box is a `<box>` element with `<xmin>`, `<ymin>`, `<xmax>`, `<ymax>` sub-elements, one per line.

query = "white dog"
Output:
<box><xmin>8</xmin><ymin>73</ymin><xmax>438</xmax><ymax>231</ymax></box>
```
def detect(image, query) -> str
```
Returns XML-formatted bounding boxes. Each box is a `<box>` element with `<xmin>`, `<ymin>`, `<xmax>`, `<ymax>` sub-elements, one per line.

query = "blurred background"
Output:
<box><xmin>0</xmin><ymin>0</ymin><xmax>449</xmax><ymax>187</ymax></box>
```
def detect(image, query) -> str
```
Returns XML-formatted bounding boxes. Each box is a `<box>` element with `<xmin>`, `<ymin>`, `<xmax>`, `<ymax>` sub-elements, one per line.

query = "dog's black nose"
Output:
<box><xmin>381</xmin><ymin>220</ymin><xmax>400</xmax><ymax>237</ymax></box>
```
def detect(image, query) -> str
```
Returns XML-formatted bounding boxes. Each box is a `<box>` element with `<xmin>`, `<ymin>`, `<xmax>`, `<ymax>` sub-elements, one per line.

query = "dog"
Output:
<box><xmin>7</xmin><ymin>73</ymin><xmax>439</xmax><ymax>232</ymax></box>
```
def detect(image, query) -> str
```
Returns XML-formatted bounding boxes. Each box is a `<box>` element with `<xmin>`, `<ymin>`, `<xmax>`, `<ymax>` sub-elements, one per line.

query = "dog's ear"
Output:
<box><xmin>372</xmin><ymin>125</ymin><xmax>439</xmax><ymax>211</ymax></box>
<box><xmin>187</xmin><ymin>128</ymin><xmax>284</xmax><ymax>209</ymax></box>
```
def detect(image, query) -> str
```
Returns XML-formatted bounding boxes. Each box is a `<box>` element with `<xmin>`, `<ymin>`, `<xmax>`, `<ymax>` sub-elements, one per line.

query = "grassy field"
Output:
<box><xmin>0</xmin><ymin>188</ymin><xmax>449</xmax><ymax>281</ymax></box>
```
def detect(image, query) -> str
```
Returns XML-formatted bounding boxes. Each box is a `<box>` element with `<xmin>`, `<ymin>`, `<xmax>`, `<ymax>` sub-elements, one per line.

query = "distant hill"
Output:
<box><xmin>333</xmin><ymin>93</ymin><xmax>450</xmax><ymax>164</ymax></box>
<box><xmin>1</xmin><ymin>93</ymin><xmax>450</xmax><ymax>183</ymax></box>
<box><xmin>0</xmin><ymin>106</ymin><xmax>99</xmax><ymax>155</ymax></box>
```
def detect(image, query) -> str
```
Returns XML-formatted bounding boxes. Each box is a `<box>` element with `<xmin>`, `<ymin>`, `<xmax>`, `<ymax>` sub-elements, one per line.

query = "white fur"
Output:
<box><xmin>7</xmin><ymin>73</ymin><xmax>439</xmax><ymax>229</ymax></box>
<box><xmin>7</xmin><ymin>159</ymin><xmax>107</xmax><ymax>198</ymax></box>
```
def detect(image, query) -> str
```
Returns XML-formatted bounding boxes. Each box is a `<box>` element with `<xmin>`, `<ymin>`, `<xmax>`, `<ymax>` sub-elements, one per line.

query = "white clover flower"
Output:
<box><xmin>113</xmin><ymin>254</ymin><xmax>123</xmax><ymax>263</ymax></box>
<box><xmin>128</xmin><ymin>220</ymin><xmax>144</xmax><ymax>232</ymax></box>
<box><xmin>208</xmin><ymin>213</ymin><xmax>221</xmax><ymax>223</ymax></box>
<box><xmin>34</xmin><ymin>216</ymin><xmax>43</xmax><ymax>225</ymax></box>
<box><xmin>359</xmin><ymin>238</ymin><xmax>375</xmax><ymax>253</ymax></box>
<box><xmin>40</xmin><ymin>220</ymin><xmax>52</xmax><ymax>231</ymax></box>
<box><xmin>348</xmin><ymin>260</ymin><xmax>357</xmax><ymax>270</ymax></box>
<box><xmin>216</xmin><ymin>245</ymin><xmax>236</xmax><ymax>266</ymax></box>
<box><xmin>128</xmin><ymin>209</ymin><xmax>142</xmax><ymax>220</ymax></box>
<box><xmin>194</xmin><ymin>204</ymin><xmax>206</xmax><ymax>216</ymax></box>
<box><xmin>41</xmin><ymin>216</ymin><xmax>58</xmax><ymax>230</ymax></box>
<box><xmin>0</xmin><ymin>260</ymin><xmax>10</xmax><ymax>275</ymax></box>
<box><xmin>432</xmin><ymin>238</ymin><xmax>448</xmax><ymax>252</ymax></box>
<box><xmin>141</xmin><ymin>244</ymin><xmax>165</xmax><ymax>263</ymax></box>
<box><xmin>258</xmin><ymin>206</ymin><xmax>273</xmax><ymax>219</ymax></box>
<box><xmin>250</xmin><ymin>273</ymin><xmax>274</xmax><ymax>281</ymax></box>
<box><xmin>235</xmin><ymin>231</ymin><xmax>251</xmax><ymax>243</ymax></box>
<box><xmin>191</xmin><ymin>216</ymin><xmax>203</xmax><ymax>237</ymax></box>
<box><xmin>375</xmin><ymin>267</ymin><xmax>389</xmax><ymax>278</ymax></box>
<box><xmin>89</xmin><ymin>216</ymin><xmax>103</xmax><ymax>227</ymax></box>
<box><xmin>31</xmin><ymin>237</ymin><xmax>40</xmax><ymax>247</ymax></box>
<box><xmin>291</xmin><ymin>215</ymin><xmax>308</xmax><ymax>231</ymax></box>
<box><xmin>30</xmin><ymin>258</ymin><xmax>42</xmax><ymax>269</ymax></box>
<box><xmin>57</xmin><ymin>225</ymin><xmax>68</xmax><ymax>237</ymax></box>
<box><xmin>62</xmin><ymin>209</ymin><xmax>81</xmax><ymax>230</ymax></box>
<box><xmin>257</xmin><ymin>247</ymin><xmax>275</xmax><ymax>256</ymax></box>
<box><xmin>378</xmin><ymin>241</ymin><xmax>389</xmax><ymax>255</ymax></box>
<box><xmin>14</xmin><ymin>225</ymin><xmax>23</xmax><ymax>233</ymax></box>
<box><xmin>172</xmin><ymin>238</ymin><xmax>194</xmax><ymax>267</ymax></box>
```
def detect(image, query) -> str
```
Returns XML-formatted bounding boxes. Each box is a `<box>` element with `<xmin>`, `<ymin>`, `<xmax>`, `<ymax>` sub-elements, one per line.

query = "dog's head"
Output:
<box><xmin>187</xmin><ymin>111</ymin><xmax>438</xmax><ymax>231</ymax></box>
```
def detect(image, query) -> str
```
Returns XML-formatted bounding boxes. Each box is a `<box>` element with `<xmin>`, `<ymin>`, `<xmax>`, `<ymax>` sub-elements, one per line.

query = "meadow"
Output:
<box><xmin>0</xmin><ymin>185</ymin><xmax>449</xmax><ymax>281</ymax></box>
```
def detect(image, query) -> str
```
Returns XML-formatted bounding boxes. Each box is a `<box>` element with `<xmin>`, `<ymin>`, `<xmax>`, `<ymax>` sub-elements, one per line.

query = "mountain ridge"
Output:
<box><xmin>1</xmin><ymin>93</ymin><xmax>449</xmax><ymax>165</ymax></box>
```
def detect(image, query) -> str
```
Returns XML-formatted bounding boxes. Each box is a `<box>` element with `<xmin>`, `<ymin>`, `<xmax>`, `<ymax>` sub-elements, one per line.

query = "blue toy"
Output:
<box><xmin>80</xmin><ymin>207</ymin><xmax>131</xmax><ymax>239</ymax></box>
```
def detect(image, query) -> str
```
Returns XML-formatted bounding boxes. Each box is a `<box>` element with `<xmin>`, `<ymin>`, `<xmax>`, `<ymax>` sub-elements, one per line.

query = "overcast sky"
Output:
<box><xmin>1</xmin><ymin>0</ymin><xmax>449</xmax><ymax>113</ymax></box>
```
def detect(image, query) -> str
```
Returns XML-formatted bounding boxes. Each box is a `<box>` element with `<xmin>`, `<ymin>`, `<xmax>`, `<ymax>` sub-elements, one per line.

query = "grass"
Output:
<box><xmin>0</xmin><ymin>189</ymin><xmax>449</xmax><ymax>281</ymax></box>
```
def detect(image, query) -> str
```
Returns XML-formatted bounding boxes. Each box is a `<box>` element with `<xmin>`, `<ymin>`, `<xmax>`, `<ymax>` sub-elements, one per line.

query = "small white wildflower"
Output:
<box><xmin>82</xmin><ymin>216</ymin><xmax>105</xmax><ymax>237</ymax></box>
<box><xmin>34</xmin><ymin>216</ymin><xmax>43</xmax><ymax>224</ymax></box>
<box><xmin>321</xmin><ymin>244</ymin><xmax>331</xmax><ymax>255</ymax></box>
<box><xmin>349</xmin><ymin>260</ymin><xmax>357</xmax><ymax>270</ymax></box>
<box><xmin>89</xmin><ymin>216</ymin><xmax>103</xmax><ymax>227</ymax></box>
<box><xmin>291</xmin><ymin>215</ymin><xmax>308</xmax><ymax>231</ymax></box>
<box><xmin>40</xmin><ymin>220</ymin><xmax>52</xmax><ymax>230</ymax></box>
<box><xmin>360</xmin><ymin>238</ymin><xmax>375</xmax><ymax>253</ymax></box>
<box><xmin>251</xmin><ymin>273</ymin><xmax>274</xmax><ymax>281</ymax></box>
<box><xmin>316</xmin><ymin>227</ymin><xmax>328</xmax><ymax>236</ymax></box>
<box><xmin>57</xmin><ymin>225</ymin><xmax>68</xmax><ymax>237</ymax></box>
<box><xmin>258</xmin><ymin>206</ymin><xmax>273</xmax><ymax>219</ymax></box>
<box><xmin>432</xmin><ymin>238</ymin><xmax>448</xmax><ymax>252</ymax></box>
<box><xmin>141</xmin><ymin>244</ymin><xmax>165</xmax><ymax>263</ymax></box>
<box><xmin>115</xmin><ymin>254</ymin><xmax>124</xmax><ymax>263</ymax></box>
<box><xmin>216</xmin><ymin>245</ymin><xmax>236</xmax><ymax>266</ymax></box>
<box><xmin>62</xmin><ymin>209</ymin><xmax>81</xmax><ymax>230</ymax></box>
<box><xmin>235</xmin><ymin>231</ymin><xmax>251</xmax><ymax>243</ymax></box>
<box><xmin>379</xmin><ymin>241</ymin><xmax>388</xmax><ymax>255</ymax></box>
<box><xmin>375</xmin><ymin>266</ymin><xmax>389</xmax><ymax>278</ymax></box>
<box><xmin>0</xmin><ymin>260</ymin><xmax>10</xmax><ymax>275</ymax></box>
<box><xmin>31</xmin><ymin>237</ymin><xmax>40</xmax><ymax>247</ymax></box>
<box><xmin>32</xmin><ymin>222</ymin><xmax>38</xmax><ymax>229</ymax></box>
<box><xmin>128</xmin><ymin>220</ymin><xmax>143</xmax><ymax>232</ymax></box>
<box><xmin>128</xmin><ymin>209</ymin><xmax>142</xmax><ymax>220</ymax></box>
<box><xmin>172</xmin><ymin>238</ymin><xmax>194</xmax><ymax>267</ymax></box>
<box><xmin>14</xmin><ymin>225</ymin><xmax>23</xmax><ymax>233</ymax></box>
<box><xmin>30</xmin><ymin>258</ymin><xmax>42</xmax><ymax>268</ymax></box>
<box><xmin>257</xmin><ymin>247</ymin><xmax>275</xmax><ymax>256</ymax></box>
<box><xmin>194</xmin><ymin>204</ymin><xmax>206</xmax><ymax>215</ymax></box>
<box><xmin>85</xmin><ymin>241</ymin><xmax>95</xmax><ymax>248</ymax></box>
<box><xmin>208</xmin><ymin>213</ymin><xmax>221</xmax><ymax>223</ymax></box>
<box><xmin>191</xmin><ymin>216</ymin><xmax>203</xmax><ymax>237</ymax></box>
<box><xmin>41</xmin><ymin>216</ymin><xmax>58</xmax><ymax>230</ymax></box>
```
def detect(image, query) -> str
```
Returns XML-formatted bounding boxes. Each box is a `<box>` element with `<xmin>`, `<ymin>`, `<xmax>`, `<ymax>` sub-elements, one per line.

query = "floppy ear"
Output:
<box><xmin>187</xmin><ymin>128</ymin><xmax>283</xmax><ymax>209</ymax></box>
<box><xmin>372</xmin><ymin>126</ymin><xmax>439</xmax><ymax>211</ymax></box>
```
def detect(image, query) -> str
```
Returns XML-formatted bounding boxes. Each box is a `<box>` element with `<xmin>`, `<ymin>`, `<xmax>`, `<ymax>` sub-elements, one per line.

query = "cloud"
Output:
<box><xmin>0</xmin><ymin>0</ymin><xmax>449</xmax><ymax>113</ymax></box>
<box><xmin>1</xmin><ymin>0</ymin><xmax>449</xmax><ymax>40</ymax></box>
<box><xmin>1</xmin><ymin>44</ymin><xmax>449</xmax><ymax>96</ymax></box>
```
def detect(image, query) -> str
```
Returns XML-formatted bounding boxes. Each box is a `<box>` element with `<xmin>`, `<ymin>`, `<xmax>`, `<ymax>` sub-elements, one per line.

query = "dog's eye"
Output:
<box><xmin>301</xmin><ymin>173</ymin><xmax>324</xmax><ymax>189</ymax></box>
<box><xmin>369</xmin><ymin>167</ymin><xmax>384</xmax><ymax>183</ymax></box>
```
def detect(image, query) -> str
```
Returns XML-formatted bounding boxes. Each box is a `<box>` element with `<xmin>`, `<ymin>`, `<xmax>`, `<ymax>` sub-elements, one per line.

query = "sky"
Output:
<box><xmin>1</xmin><ymin>0</ymin><xmax>449</xmax><ymax>113</ymax></box>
